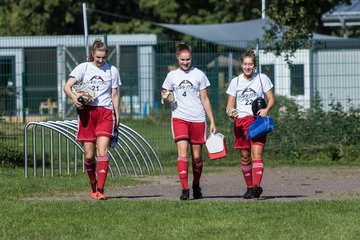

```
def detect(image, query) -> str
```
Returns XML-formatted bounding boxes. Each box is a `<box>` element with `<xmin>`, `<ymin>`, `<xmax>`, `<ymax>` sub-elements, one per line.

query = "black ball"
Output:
<box><xmin>77</xmin><ymin>96</ymin><xmax>85</xmax><ymax>115</ymax></box>
<box><xmin>252</xmin><ymin>97</ymin><xmax>267</xmax><ymax>116</ymax></box>
<box><xmin>77</xmin><ymin>96</ymin><xmax>85</xmax><ymax>104</ymax></box>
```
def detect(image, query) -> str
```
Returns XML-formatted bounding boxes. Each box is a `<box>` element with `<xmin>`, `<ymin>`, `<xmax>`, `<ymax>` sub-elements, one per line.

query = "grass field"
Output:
<box><xmin>3</xmin><ymin>117</ymin><xmax>360</xmax><ymax>239</ymax></box>
<box><xmin>1</xmin><ymin>167</ymin><xmax>360</xmax><ymax>240</ymax></box>
<box><xmin>1</xmin><ymin>199</ymin><xmax>360</xmax><ymax>240</ymax></box>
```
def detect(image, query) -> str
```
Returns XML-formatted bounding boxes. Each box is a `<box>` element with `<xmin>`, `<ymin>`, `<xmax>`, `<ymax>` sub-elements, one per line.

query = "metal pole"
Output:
<box><xmin>262</xmin><ymin>0</ymin><xmax>266</xmax><ymax>19</ymax></box>
<box><xmin>228</xmin><ymin>52</ymin><xmax>233</xmax><ymax>82</ymax></box>
<box><xmin>22</xmin><ymin>72</ymin><xmax>26</xmax><ymax>124</ymax></box>
<box><xmin>256</xmin><ymin>38</ymin><xmax>261</xmax><ymax>73</ymax></box>
<box><xmin>82</xmin><ymin>2</ymin><xmax>89</xmax><ymax>58</ymax></box>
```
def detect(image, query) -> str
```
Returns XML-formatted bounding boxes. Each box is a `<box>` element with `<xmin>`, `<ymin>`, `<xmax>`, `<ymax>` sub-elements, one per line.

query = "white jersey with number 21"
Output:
<box><xmin>69</xmin><ymin>62</ymin><xmax>121</xmax><ymax>110</ymax></box>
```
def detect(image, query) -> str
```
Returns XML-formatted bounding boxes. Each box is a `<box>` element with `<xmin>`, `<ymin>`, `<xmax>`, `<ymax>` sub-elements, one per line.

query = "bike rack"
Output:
<box><xmin>24</xmin><ymin>120</ymin><xmax>163</xmax><ymax>177</ymax></box>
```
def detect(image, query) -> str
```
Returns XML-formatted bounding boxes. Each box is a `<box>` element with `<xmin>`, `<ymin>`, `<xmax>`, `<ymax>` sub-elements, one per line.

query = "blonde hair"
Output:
<box><xmin>241</xmin><ymin>49</ymin><xmax>257</xmax><ymax>68</ymax></box>
<box><xmin>88</xmin><ymin>38</ymin><xmax>108</xmax><ymax>62</ymax></box>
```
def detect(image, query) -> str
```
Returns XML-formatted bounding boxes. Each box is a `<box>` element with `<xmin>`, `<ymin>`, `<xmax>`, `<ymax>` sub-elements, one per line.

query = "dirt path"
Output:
<box><xmin>44</xmin><ymin>166</ymin><xmax>360</xmax><ymax>201</ymax></box>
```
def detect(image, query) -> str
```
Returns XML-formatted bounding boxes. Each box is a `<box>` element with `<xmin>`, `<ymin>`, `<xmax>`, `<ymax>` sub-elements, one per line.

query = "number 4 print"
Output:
<box><xmin>182</xmin><ymin>91</ymin><xmax>186</xmax><ymax>97</ymax></box>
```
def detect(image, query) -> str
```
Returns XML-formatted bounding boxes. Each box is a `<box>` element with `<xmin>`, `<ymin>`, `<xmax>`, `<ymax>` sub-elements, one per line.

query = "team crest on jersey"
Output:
<box><xmin>239</xmin><ymin>88</ymin><xmax>257</xmax><ymax>99</ymax></box>
<box><xmin>90</xmin><ymin>75</ymin><xmax>104</xmax><ymax>81</ymax></box>
<box><xmin>176</xmin><ymin>79</ymin><xmax>194</xmax><ymax>90</ymax></box>
<box><xmin>87</xmin><ymin>75</ymin><xmax>107</xmax><ymax>90</ymax></box>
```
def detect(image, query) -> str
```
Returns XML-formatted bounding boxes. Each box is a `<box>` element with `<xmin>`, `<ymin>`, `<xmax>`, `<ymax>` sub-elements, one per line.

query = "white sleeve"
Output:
<box><xmin>226</xmin><ymin>77</ymin><xmax>238</xmax><ymax>97</ymax></box>
<box><xmin>111</xmin><ymin>66</ymin><xmax>121</xmax><ymax>88</ymax></box>
<box><xmin>261</xmin><ymin>74</ymin><xmax>273</xmax><ymax>93</ymax></box>
<box><xmin>69</xmin><ymin>62</ymin><xmax>87</xmax><ymax>82</ymax></box>
<box><xmin>162</xmin><ymin>72</ymin><xmax>173</xmax><ymax>90</ymax></box>
<box><xmin>199</xmin><ymin>71</ymin><xmax>210</xmax><ymax>90</ymax></box>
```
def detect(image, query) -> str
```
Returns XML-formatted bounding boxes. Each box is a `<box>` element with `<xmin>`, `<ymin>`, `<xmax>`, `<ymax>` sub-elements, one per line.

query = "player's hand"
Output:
<box><xmin>161</xmin><ymin>90</ymin><xmax>174</xmax><ymax>104</ymax></box>
<box><xmin>226</xmin><ymin>108</ymin><xmax>238</xmax><ymax>118</ymax></box>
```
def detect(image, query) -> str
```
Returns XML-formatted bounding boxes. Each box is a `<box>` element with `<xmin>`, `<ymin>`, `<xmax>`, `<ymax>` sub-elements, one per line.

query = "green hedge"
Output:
<box><xmin>0</xmin><ymin>142</ymin><xmax>24</xmax><ymax>167</ymax></box>
<box><xmin>264</xmin><ymin>93</ymin><xmax>360</xmax><ymax>164</ymax></box>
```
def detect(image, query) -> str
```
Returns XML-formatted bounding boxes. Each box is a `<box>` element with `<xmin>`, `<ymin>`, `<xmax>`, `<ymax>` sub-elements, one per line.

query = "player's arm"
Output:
<box><xmin>111</xmin><ymin>88</ymin><xmax>120</xmax><ymax>127</ymax></box>
<box><xmin>258</xmin><ymin>89</ymin><xmax>275</xmax><ymax>117</ymax></box>
<box><xmin>226</xmin><ymin>95</ymin><xmax>238</xmax><ymax>118</ymax></box>
<box><xmin>200</xmin><ymin>88</ymin><xmax>216</xmax><ymax>133</ymax></box>
<box><xmin>64</xmin><ymin>76</ymin><xmax>82</xmax><ymax>108</ymax></box>
<box><xmin>161</xmin><ymin>73</ymin><xmax>175</xmax><ymax>104</ymax></box>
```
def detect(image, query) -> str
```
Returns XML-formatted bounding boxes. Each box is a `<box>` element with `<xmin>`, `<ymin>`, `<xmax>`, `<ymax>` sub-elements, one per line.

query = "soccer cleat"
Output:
<box><xmin>180</xmin><ymin>189</ymin><xmax>190</xmax><ymax>200</ymax></box>
<box><xmin>90</xmin><ymin>182</ymin><xmax>98</xmax><ymax>199</ymax></box>
<box><xmin>192</xmin><ymin>184</ymin><xmax>203</xmax><ymax>199</ymax></box>
<box><xmin>96</xmin><ymin>188</ymin><xmax>107</xmax><ymax>200</ymax></box>
<box><xmin>90</xmin><ymin>191</ymin><xmax>98</xmax><ymax>199</ymax></box>
<box><xmin>253</xmin><ymin>186</ymin><xmax>263</xmax><ymax>199</ymax></box>
<box><xmin>243</xmin><ymin>188</ymin><xmax>254</xmax><ymax>199</ymax></box>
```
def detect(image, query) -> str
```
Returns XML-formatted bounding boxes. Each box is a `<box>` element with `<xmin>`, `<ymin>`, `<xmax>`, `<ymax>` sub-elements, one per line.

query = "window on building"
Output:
<box><xmin>290</xmin><ymin>64</ymin><xmax>304</xmax><ymax>96</ymax></box>
<box><xmin>261</xmin><ymin>64</ymin><xmax>275</xmax><ymax>94</ymax></box>
<box><xmin>0</xmin><ymin>56</ymin><xmax>16</xmax><ymax>114</ymax></box>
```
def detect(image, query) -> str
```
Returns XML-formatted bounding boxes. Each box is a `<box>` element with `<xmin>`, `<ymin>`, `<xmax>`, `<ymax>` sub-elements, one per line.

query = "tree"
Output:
<box><xmin>0</xmin><ymin>0</ymin><xmax>84</xmax><ymax>35</ymax></box>
<box><xmin>262</xmin><ymin>0</ymin><xmax>352</xmax><ymax>61</ymax></box>
<box><xmin>87</xmin><ymin>0</ymin><xmax>262</xmax><ymax>40</ymax></box>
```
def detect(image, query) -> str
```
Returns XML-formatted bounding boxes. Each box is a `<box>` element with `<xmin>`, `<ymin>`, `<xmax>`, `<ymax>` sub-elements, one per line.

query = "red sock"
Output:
<box><xmin>192</xmin><ymin>157</ymin><xmax>203</xmax><ymax>185</ymax></box>
<box><xmin>177</xmin><ymin>156</ymin><xmax>189</xmax><ymax>190</ymax></box>
<box><xmin>96</xmin><ymin>155</ymin><xmax>109</xmax><ymax>190</ymax></box>
<box><xmin>241</xmin><ymin>162</ymin><xmax>253</xmax><ymax>188</ymax></box>
<box><xmin>252</xmin><ymin>159</ymin><xmax>264</xmax><ymax>187</ymax></box>
<box><xmin>84</xmin><ymin>159</ymin><xmax>96</xmax><ymax>185</ymax></box>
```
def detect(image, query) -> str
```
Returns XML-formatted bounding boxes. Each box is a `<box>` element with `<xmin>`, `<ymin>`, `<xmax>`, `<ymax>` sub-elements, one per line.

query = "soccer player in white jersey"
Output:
<box><xmin>162</xmin><ymin>42</ymin><xmax>216</xmax><ymax>200</ymax></box>
<box><xmin>64</xmin><ymin>39</ymin><xmax>121</xmax><ymax>200</ymax></box>
<box><xmin>226</xmin><ymin>49</ymin><xmax>275</xmax><ymax>199</ymax></box>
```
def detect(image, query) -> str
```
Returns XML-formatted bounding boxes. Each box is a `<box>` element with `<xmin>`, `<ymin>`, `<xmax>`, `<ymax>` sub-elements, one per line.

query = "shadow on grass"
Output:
<box><xmin>106</xmin><ymin>194</ymin><xmax>307</xmax><ymax>200</ymax></box>
<box><xmin>107</xmin><ymin>194</ymin><xmax>163</xmax><ymax>199</ymax></box>
<box><xmin>203</xmin><ymin>194</ymin><xmax>306</xmax><ymax>200</ymax></box>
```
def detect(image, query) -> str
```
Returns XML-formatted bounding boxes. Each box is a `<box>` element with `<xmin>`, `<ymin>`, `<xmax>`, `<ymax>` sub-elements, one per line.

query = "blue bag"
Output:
<box><xmin>246</xmin><ymin>116</ymin><xmax>275</xmax><ymax>140</ymax></box>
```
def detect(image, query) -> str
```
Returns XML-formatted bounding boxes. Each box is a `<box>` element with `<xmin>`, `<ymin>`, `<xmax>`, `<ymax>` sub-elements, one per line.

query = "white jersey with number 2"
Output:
<box><xmin>162</xmin><ymin>67</ymin><xmax>210</xmax><ymax>122</ymax></box>
<box><xmin>69</xmin><ymin>62</ymin><xmax>121</xmax><ymax>110</ymax></box>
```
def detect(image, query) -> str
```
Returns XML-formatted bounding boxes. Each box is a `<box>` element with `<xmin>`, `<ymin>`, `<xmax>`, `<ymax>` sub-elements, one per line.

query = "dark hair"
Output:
<box><xmin>241</xmin><ymin>49</ymin><xmax>257</xmax><ymax>68</ymax></box>
<box><xmin>176</xmin><ymin>42</ymin><xmax>192</xmax><ymax>55</ymax></box>
<box><xmin>88</xmin><ymin>38</ymin><xmax>108</xmax><ymax>62</ymax></box>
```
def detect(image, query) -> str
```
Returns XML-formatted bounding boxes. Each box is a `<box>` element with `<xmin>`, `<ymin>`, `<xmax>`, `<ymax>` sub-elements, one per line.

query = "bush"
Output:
<box><xmin>0</xmin><ymin>142</ymin><xmax>24</xmax><ymax>167</ymax></box>
<box><xmin>266</xmin><ymin>93</ymin><xmax>360</xmax><ymax>164</ymax></box>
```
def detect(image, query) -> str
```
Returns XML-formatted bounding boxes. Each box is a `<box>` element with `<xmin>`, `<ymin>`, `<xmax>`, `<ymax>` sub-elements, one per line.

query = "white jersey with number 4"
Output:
<box><xmin>226</xmin><ymin>72</ymin><xmax>273</xmax><ymax>118</ymax></box>
<box><xmin>69</xmin><ymin>62</ymin><xmax>121</xmax><ymax>110</ymax></box>
<box><xmin>162</xmin><ymin>67</ymin><xmax>210</xmax><ymax>122</ymax></box>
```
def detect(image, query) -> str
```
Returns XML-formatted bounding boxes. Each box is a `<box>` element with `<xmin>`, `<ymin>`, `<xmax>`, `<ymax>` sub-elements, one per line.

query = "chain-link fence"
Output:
<box><xmin>1</xmin><ymin>35</ymin><xmax>360</xmax><ymax>164</ymax></box>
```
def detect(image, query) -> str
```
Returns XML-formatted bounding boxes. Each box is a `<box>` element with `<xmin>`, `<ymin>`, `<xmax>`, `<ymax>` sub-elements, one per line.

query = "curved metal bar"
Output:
<box><xmin>119</xmin><ymin>126</ymin><xmax>155</xmax><ymax>173</ymax></box>
<box><xmin>120</xmin><ymin>124</ymin><xmax>163</xmax><ymax>172</ymax></box>
<box><xmin>111</xmin><ymin>147</ymin><xmax>129</xmax><ymax>176</ymax></box>
<box><xmin>50</xmin><ymin>130</ymin><xmax>54</xmax><ymax>176</ymax></box>
<box><xmin>41</xmin><ymin>127</ymin><xmax>46</xmax><ymax>177</ymax></box>
<box><xmin>116</xmin><ymin>135</ymin><xmax>143</xmax><ymax>175</ymax></box>
<box><xmin>24</xmin><ymin>122</ymin><xmax>84</xmax><ymax>177</ymax></box>
<box><xmin>106</xmin><ymin>152</ymin><xmax>116</xmax><ymax>178</ymax></box>
<box><xmin>50</xmin><ymin>120</ymin><xmax>138</xmax><ymax>176</ymax></box>
<box><xmin>111</xmin><ymin>139</ymin><xmax>136</xmax><ymax>176</ymax></box>
<box><xmin>117</xmin><ymin>129</ymin><xmax>151</xmax><ymax>174</ymax></box>
<box><xmin>24</xmin><ymin>120</ymin><xmax>162</xmax><ymax>177</ymax></box>
<box><xmin>24</xmin><ymin>123</ymin><xmax>29</xmax><ymax>177</ymax></box>
<box><xmin>59</xmin><ymin>120</ymin><xmax>131</xmax><ymax>176</ymax></box>
<box><xmin>32</xmin><ymin>126</ymin><xmax>37</xmax><ymax>177</ymax></box>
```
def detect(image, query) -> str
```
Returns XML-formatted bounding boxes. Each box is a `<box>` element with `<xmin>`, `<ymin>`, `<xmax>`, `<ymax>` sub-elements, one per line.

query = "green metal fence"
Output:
<box><xmin>1</xmin><ymin>35</ymin><xmax>360</xmax><ymax>165</ymax></box>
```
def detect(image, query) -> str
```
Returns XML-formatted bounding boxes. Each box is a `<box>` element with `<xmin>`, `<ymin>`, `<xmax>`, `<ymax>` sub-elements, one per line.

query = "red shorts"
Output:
<box><xmin>76</xmin><ymin>106</ymin><xmax>115</xmax><ymax>143</ymax></box>
<box><xmin>171</xmin><ymin>118</ymin><xmax>206</xmax><ymax>144</ymax></box>
<box><xmin>233</xmin><ymin>115</ymin><xmax>266</xmax><ymax>149</ymax></box>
